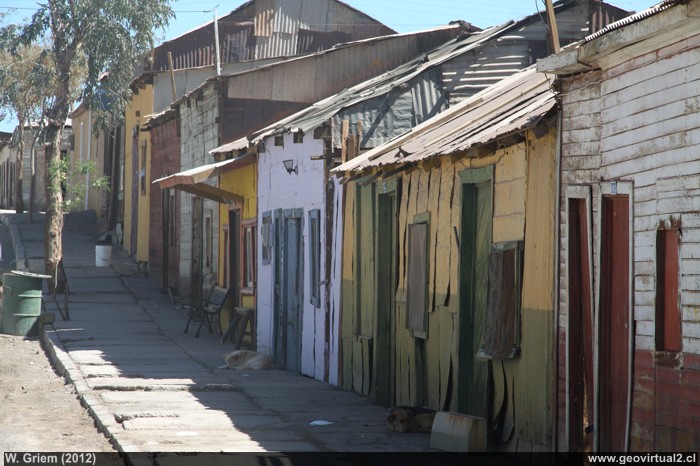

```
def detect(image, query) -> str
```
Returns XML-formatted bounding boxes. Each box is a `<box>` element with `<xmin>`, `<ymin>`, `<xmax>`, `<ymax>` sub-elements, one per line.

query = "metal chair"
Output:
<box><xmin>184</xmin><ymin>286</ymin><xmax>230</xmax><ymax>337</ymax></box>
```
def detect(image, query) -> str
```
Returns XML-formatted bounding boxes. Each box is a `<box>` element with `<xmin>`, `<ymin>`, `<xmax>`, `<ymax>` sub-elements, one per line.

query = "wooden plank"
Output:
<box><xmin>427</xmin><ymin>166</ymin><xmax>441</xmax><ymax>313</ymax></box>
<box><xmin>396</xmin><ymin>173</ymin><xmax>410</xmax><ymax>303</ymax></box>
<box><xmin>352</xmin><ymin>339</ymin><xmax>363</xmax><ymax>394</ymax></box>
<box><xmin>436</xmin><ymin>160</ymin><xmax>455</xmax><ymax>306</ymax></box>
<box><xmin>449</xmin><ymin>165</ymin><xmax>462</xmax><ymax>314</ymax></box>
<box><xmin>362</xmin><ymin>337</ymin><xmax>371</xmax><ymax>396</ymax></box>
<box><xmin>358</xmin><ymin>183</ymin><xmax>375</xmax><ymax>338</ymax></box>
<box><xmin>522</xmin><ymin>130</ymin><xmax>556</xmax><ymax>311</ymax></box>
<box><xmin>341</xmin><ymin>119</ymin><xmax>350</xmax><ymax>164</ymax></box>
<box><xmin>438</xmin><ymin>310</ymin><xmax>456</xmax><ymax>409</ymax></box>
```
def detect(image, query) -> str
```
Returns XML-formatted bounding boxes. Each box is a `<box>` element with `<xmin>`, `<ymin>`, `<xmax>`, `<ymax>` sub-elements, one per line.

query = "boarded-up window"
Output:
<box><xmin>309</xmin><ymin>209</ymin><xmax>321</xmax><ymax>308</ymax></box>
<box><xmin>406</xmin><ymin>217</ymin><xmax>429</xmax><ymax>337</ymax></box>
<box><xmin>656</xmin><ymin>229</ymin><xmax>681</xmax><ymax>352</ymax></box>
<box><xmin>479</xmin><ymin>242</ymin><xmax>523</xmax><ymax>360</ymax></box>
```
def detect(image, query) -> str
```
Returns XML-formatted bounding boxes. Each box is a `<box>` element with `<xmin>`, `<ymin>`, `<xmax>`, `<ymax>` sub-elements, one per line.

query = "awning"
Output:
<box><xmin>152</xmin><ymin>153</ymin><xmax>255</xmax><ymax>204</ymax></box>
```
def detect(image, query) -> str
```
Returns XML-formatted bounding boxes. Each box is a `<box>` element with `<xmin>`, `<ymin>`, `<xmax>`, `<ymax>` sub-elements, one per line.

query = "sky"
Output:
<box><xmin>0</xmin><ymin>0</ymin><xmax>659</xmax><ymax>133</ymax></box>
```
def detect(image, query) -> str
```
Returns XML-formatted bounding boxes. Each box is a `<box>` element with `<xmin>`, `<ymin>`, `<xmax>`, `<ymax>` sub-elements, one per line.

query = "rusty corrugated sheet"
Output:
<box><xmin>211</xmin><ymin>26</ymin><xmax>507</xmax><ymax>155</ymax></box>
<box><xmin>225</xmin><ymin>25</ymin><xmax>464</xmax><ymax>103</ymax></box>
<box><xmin>334</xmin><ymin>66</ymin><xmax>556</xmax><ymax>173</ymax></box>
<box><xmin>149</xmin><ymin>0</ymin><xmax>395</xmax><ymax>73</ymax></box>
<box><xmin>585</xmin><ymin>0</ymin><xmax>681</xmax><ymax>42</ymax></box>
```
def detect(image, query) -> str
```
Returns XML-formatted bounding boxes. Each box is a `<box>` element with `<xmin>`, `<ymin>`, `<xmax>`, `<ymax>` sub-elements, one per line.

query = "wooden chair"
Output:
<box><xmin>184</xmin><ymin>286</ymin><xmax>230</xmax><ymax>338</ymax></box>
<box><xmin>220</xmin><ymin>307</ymin><xmax>256</xmax><ymax>349</ymax></box>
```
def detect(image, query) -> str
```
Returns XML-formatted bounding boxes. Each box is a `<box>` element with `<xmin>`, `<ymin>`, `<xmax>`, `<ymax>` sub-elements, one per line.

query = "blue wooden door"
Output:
<box><xmin>274</xmin><ymin>209</ymin><xmax>304</xmax><ymax>372</ymax></box>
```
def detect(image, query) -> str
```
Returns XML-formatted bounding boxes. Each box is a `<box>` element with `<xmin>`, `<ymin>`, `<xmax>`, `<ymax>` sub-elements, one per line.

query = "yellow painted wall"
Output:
<box><xmin>123</xmin><ymin>85</ymin><xmax>153</xmax><ymax>260</ymax></box>
<box><xmin>340</xmin><ymin>127</ymin><xmax>558</xmax><ymax>450</ymax></box>
<box><xmin>218</xmin><ymin>162</ymin><xmax>258</xmax><ymax>324</ymax></box>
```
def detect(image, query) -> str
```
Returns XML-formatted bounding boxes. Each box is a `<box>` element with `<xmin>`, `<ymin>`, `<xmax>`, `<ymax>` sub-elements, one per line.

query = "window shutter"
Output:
<box><xmin>480</xmin><ymin>242</ymin><xmax>523</xmax><ymax>360</ymax></box>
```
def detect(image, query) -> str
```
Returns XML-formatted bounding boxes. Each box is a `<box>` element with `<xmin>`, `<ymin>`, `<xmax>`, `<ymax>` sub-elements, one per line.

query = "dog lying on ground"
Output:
<box><xmin>387</xmin><ymin>406</ymin><xmax>437</xmax><ymax>433</ymax></box>
<box><xmin>222</xmin><ymin>350</ymin><xmax>273</xmax><ymax>370</ymax></box>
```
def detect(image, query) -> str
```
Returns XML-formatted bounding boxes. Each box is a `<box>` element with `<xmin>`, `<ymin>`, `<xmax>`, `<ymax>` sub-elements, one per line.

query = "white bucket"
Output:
<box><xmin>95</xmin><ymin>245</ymin><xmax>112</xmax><ymax>267</ymax></box>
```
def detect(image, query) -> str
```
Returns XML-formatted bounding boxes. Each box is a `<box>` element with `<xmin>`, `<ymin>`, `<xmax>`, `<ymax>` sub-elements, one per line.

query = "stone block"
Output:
<box><xmin>430</xmin><ymin>411</ymin><xmax>487</xmax><ymax>452</ymax></box>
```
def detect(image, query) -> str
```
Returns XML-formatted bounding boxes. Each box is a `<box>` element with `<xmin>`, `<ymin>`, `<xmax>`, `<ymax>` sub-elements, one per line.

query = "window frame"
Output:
<box><xmin>477</xmin><ymin>240</ymin><xmax>524</xmax><ymax>360</ymax></box>
<box><xmin>655</xmin><ymin>227</ymin><xmax>682</xmax><ymax>354</ymax></box>
<box><xmin>261</xmin><ymin>211</ymin><xmax>273</xmax><ymax>265</ymax></box>
<box><xmin>241</xmin><ymin>219</ymin><xmax>256</xmax><ymax>295</ymax></box>
<box><xmin>406</xmin><ymin>212</ymin><xmax>430</xmax><ymax>339</ymax></box>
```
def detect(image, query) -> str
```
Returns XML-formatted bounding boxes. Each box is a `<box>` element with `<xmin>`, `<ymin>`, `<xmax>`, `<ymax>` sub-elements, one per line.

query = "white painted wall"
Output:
<box><xmin>256</xmin><ymin>132</ymin><xmax>339</xmax><ymax>382</ymax></box>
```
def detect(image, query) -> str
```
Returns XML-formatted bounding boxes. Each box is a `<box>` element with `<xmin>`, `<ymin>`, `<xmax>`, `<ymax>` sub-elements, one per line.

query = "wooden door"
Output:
<box><xmin>599</xmin><ymin>195</ymin><xmax>630</xmax><ymax>452</ymax></box>
<box><xmin>459</xmin><ymin>176</ymin><xmax>492</xmax><ymax>417</ymax></box>
<box><xmin>191</xmin><ymin>196</ymin><xmax>203</xmax><ymax>306</ymax></box>
<box><xmin>274</xmin><ymin>209</ymin><xmax>303</xmax><ymax>372</ymax></box>
<box><xmin>376</xmin><ymin>190</ymin><xmax>397</xmax><ymax>407</ymax></box>
<box><xmin>568</xmin><ymin>198</ymin><xmax>594</xmax><ymax>451</ymax></box>
<box><xmin>228</xmin><ymin>209</ymin><xmax>241</xmax><ymax>307</ymax></box>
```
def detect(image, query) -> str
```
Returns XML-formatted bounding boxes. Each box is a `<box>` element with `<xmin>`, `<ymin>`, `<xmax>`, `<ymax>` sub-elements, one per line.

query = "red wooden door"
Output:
<box><xmin>599</xmin><ymin>196</ymin><xmax>630</xmax><ymax>452</ymax></box>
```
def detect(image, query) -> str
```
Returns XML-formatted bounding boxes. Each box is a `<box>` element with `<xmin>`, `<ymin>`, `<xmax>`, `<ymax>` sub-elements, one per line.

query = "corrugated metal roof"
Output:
<box><xmin>584</xmin><ymin>0</ymin><xmax>681</xmax><ymax>42</ymax></box>
<box><xmin>332</xmin><ymin>66</ymin><xmax>556</xmax><ymax>174</ymax></box>
<box><xmin>148</xmin><ymin>0</ymin><xmax>396</xmax><ymax>73</ymax></box>
<box><xmin>211</xmin><ymin>22</ymin><xmax>517</xmax><ymax>154</ymax></box>
<box><xmin>210</xmin><ymin>0</ymin><xmax>601</xmax><ymax>155</ymax></box>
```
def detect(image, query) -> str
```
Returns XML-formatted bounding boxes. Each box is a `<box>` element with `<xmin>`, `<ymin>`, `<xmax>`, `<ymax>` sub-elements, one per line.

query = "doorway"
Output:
<box><xmin>458</xmin><ymin>168</ymin><xmax>493</xmax><ymax>417</ymax></box>
<box><xmin>274</xmin><ymin>209</ymin><xmax>304</xmax><ymax>372</ymax></box>
<box><xmin>567</xmin><ymin>196</ymin><xmax>594</xmax><ymax>451</ymax></box>
<box><xmin>375</xmin><ymin>188</ymin><xmax>397</xmax><ymax>407</ymax></box>
<box><xmin>598</xmin><ymin>194</ymin><xmax>631</xmax><ymax>452</ymax></box>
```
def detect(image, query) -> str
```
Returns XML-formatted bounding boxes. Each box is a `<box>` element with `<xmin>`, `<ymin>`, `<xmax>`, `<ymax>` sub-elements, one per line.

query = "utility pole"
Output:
<box><xmin>544</xmin><ymin>0</ymin><xmax>561</xmax><ymax>53</ymax></box>
<box><xmin>213</xmin><ymin>7</ymin><xmax>221</xmax><ymax>75</ymax></box>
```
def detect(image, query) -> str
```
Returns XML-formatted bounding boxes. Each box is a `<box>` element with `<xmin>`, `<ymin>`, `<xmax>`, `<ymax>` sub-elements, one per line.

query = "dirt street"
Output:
<box><xmin>0</xmin><ymin>334</ymin><xmax>118</xmax><ymax>458</ymax></box>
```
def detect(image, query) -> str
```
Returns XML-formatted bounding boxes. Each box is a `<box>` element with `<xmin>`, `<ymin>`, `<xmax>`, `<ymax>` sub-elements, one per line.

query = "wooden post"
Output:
<box><xmin>167</xmin><ymin>52</ymin><xmax>177</xmax><ymax>102</ymax></box>
<box><xmin>341</xmin><ymin>119</ymin><xmax>350</xmax><ymax>164</ymax></box>
<box><xmin>545</xmin><ymin>0</ymin><xmax>561</xmax><ymax>54</ymax></box>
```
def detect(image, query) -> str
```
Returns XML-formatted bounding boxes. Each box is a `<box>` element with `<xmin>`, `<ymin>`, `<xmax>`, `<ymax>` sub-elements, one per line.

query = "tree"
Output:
<box><xmin>0</xmin><ymin>44</ymin><xmax>51</xmax><ymax>214</ymax></box>
<box><xmin>1</xmin><ymin>0</ymin><xmax>172</xmax><ymax>289</ymax></box>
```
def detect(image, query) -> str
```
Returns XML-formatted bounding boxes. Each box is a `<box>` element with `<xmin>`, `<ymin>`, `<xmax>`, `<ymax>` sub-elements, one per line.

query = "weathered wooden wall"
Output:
<box><xmin>149</xmin><ymin>118</ymin><xmax>181</xmax><ymax>290</ymax></box>
<box><xmin>341</xmin><ymin>127</ymin><xmax>557</xmax><ymax>451</ymax></box>
<box><xmin>557</xmin><ymin>31</ymin><xmax>700</xmax><ymax>451</ymax></box>
<box><xmin>177</xmin><ymin>81</ymin><xmax>221</xmax><ymax>303</ymax></box>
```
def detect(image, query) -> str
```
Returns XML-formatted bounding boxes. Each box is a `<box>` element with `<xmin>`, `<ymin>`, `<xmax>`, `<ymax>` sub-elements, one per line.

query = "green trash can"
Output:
<box><xmin>2</xmin><ymin>271</ymin><xmax>51</xmax><ymax>336</ymax></box>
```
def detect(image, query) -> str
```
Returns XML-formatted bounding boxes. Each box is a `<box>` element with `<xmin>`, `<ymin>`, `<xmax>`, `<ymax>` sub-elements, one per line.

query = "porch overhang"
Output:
<box><xmin>153</xmin><ymin>153</ymin><xmax>255</xmax><ymax>204</ymax></box>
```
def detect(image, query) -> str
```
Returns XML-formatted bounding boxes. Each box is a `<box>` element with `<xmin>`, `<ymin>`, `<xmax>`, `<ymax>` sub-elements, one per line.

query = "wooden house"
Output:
<box><xmin>124</xmin><ymin>0</ymin><xmax>396</xmax><ymax>287</ymax></box>
<box><xmin>153</xmin><ymin>25</ymin><xmax>464</xmax><ymax>308</ymax></box>
<box><xmin>538</xmin><ymin>0</ymin><xmax>700</xmax><ymax>452</ymax></box>
<box><xmin>200</xmin><ymin>0</ymin><xmax>626</xmax><ymax>388</ymax></box>
<box><xmin>333</xmin><ymin>66</ymin><xmax>559</xmax><ymax>452</ymax></box>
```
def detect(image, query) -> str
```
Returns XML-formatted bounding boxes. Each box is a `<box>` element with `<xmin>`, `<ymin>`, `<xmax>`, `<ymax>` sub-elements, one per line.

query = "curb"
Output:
<box><xmin>40</xmin><ymin>325</ymin><xmax>139</xmax><ymax>453</ymax></box>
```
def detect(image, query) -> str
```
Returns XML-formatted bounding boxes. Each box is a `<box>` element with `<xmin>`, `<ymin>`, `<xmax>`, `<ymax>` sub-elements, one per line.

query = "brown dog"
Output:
<box><xmin>387</xmin><ymin>406</ymin><xmax>437</xmax><ymax>433</ymax></box>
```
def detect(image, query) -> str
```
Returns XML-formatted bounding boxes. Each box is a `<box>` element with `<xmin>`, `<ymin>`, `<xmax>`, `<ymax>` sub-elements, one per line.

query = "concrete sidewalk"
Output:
<box><xmin>1</xmin><ymin>212</ymin><xmax>432</xmax><ymax>453</ymax></box>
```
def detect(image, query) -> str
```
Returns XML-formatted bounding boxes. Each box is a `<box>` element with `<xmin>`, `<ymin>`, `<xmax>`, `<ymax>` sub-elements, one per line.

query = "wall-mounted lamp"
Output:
<box><xmin>283</xmin><ymin>159</ymin><xmax>298</xmax><ymax>175</ymax></box>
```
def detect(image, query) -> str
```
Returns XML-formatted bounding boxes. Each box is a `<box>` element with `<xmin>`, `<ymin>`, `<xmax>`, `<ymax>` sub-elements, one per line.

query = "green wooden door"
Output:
<box><xmin>459</xmin><ymin>169</ymin><xmax>492</xmax><ymax>417</ymax></box>
<box><xmin>375</xmin><ymin>187</ymin><xmax>397</xmax><ymax>406</ymax></box>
